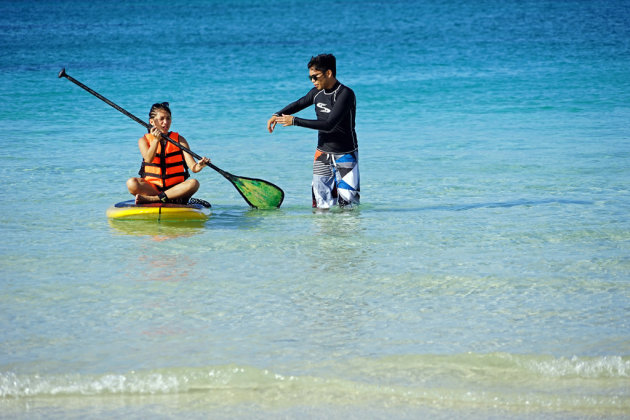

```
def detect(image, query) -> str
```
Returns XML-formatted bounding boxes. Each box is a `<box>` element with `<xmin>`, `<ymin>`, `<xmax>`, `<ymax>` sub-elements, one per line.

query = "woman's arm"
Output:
<box><xmin>138</xmin><ymin>129</ymin><xmax>161</xmax><ymax>162</ymax></box>
<box><xmin>179</xmin><ymin>136</ymin><xmax>209</xmax><ymax>173</ymax></box>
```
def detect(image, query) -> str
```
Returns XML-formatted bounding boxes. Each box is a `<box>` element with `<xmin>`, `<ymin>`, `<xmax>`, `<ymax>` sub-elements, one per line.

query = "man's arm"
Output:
<box><xmin>268</xmin><ymin>89</ymin><xmax>316</xmax><ymax>133</ymax></box>
<box><xmin>274</xmin><ymin>89</ymin><xmax>316</xmax><ymax>116</ymax></box>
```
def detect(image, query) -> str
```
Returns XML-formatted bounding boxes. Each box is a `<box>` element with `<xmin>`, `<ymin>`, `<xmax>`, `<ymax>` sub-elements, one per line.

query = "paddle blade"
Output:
<box><xmin>230</xmin><ymin>176</ymin><xmax>284</xmax><ymax>209</ymax></box>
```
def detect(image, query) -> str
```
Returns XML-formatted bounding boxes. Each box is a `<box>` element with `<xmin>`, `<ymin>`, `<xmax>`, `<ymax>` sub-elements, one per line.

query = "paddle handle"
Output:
<box><xmin>58</xmin><ymin>69</ymin><xmax>152</xmax><ymax>131</ymax></box>
<box><xmin>57</xmin><ymin>68</ymin><xmax>220</xmax><ymax>165</ymax></box>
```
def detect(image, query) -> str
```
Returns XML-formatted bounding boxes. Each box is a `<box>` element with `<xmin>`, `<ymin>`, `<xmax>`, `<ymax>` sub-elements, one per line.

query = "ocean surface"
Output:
<box><xmin>1</xmin><ymin>0</ymin><xmax>629</xmax><ymax>418</ymax></box>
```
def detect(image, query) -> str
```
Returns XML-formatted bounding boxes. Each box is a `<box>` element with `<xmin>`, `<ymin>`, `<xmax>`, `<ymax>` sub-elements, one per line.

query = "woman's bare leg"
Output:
<box><xmin>133</xmin><ymin>178</ymin><xmax>200</xmax><ymax>204</ymax></box>
<box><xmin>127</xmin><ymin>177</ymin><xmax>160</xmax><ymax>196</ymax></box>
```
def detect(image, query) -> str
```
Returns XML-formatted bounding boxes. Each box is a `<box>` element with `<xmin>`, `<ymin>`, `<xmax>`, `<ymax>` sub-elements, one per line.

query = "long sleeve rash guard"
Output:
<box><xmin>275</xmin><ymin>82</ymin><xmax>358</xmax><ymax>153</ymax></box>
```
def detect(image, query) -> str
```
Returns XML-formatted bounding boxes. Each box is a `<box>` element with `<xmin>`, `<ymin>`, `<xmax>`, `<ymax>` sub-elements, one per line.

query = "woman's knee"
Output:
<box><xmin>126</xmin><ymin>177</ymin><xmax>140</xmax><ymax>194</ymax></box>
<box><xmin>188</xmin><ymin>178</ymin><xmax>200</xmax><ymax>193</ymax></box>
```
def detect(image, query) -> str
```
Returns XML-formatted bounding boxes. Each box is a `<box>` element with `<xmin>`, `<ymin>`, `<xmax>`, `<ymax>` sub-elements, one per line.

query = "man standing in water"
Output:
<box><xmin>267</xmin><ymin>54</ymin><xmax>360</xmax><ymax>209</ymax></box>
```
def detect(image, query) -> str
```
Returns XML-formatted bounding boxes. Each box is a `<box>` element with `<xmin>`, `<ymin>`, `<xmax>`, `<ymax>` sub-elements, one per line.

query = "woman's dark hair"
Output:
<box><xmin>307</xmin><ymin>54</ymin><xmax>336</xmax><ymax>77</ymax></box>
<box><xmin>149</xmin><ymin>102</ymin><xmax>171</xmax><ymax>120</ymax></box>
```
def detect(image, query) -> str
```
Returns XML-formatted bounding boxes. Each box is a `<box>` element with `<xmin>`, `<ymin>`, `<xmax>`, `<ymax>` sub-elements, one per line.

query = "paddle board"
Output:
<box><xmin>106</xmin><ymin>200</ymin><xmax>211</xmax><ymax>221</ymax></box>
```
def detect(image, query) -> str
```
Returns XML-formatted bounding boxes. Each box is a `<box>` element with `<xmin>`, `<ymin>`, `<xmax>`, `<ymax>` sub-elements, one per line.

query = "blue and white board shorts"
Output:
<box><xmin>312</xmin><ymin>150</ymin><xmax>360</xmax><ymax>209</ymax></box>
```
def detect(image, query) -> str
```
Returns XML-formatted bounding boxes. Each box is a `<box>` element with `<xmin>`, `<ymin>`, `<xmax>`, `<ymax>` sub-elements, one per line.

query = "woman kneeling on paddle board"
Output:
<box><xmin>126</xmin><ymin>102</ymin><xmax>210</xmax><ymax>204</ymax></box>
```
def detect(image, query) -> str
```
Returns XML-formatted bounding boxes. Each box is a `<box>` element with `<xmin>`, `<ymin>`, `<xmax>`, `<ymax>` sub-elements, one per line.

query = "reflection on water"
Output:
<box><xmin>134</xmin><ymin>252</ymin><xmax>200</xmax><ymax>283</ymax></box>
<box><xmin>307</xmin><ymin>207</ymin><xmax>367</xmax><ymax>274</ymax></box>
<box><xmin>204</xmin><ymin>207</ymin><xmax>269</xmax><ymax>230</ymax></box>
<box><xmin>108</xmin><ymin>219</ymin><xmax>207</xmax><ymax>241</ymax></box>
<box><xmin>363</xmin><ymin>198</ymin><xmax>593</xmax><ymax>213</ymax></box>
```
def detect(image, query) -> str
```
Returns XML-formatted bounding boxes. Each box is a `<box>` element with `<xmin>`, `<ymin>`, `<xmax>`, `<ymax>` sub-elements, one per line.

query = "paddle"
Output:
<box><xmin>58</xmin><ymin>68</ymin><xmax>284</xmax><ymax>209</ymax></box>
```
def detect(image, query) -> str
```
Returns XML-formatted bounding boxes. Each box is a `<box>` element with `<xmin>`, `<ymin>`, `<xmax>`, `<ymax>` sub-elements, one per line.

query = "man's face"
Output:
<box><xmin>309</xmin><ymin>67</ymin><xmax>332</xmax><ymax>90</ymax></box>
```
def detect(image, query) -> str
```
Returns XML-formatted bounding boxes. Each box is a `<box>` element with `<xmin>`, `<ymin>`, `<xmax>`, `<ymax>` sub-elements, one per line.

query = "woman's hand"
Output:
<box><xmin>149</xmin><ymin>126</ymin><xmax>163</xmax><ymax>142</ymax></box>
<box><xmin>194</xmin><ymin>156</ymin><xmax>211</xmax><ymax>172</ymax></box>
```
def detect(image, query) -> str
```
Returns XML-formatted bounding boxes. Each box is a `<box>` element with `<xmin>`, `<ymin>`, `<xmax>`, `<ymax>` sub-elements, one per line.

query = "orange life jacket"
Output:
<box><xmin>138</xmin><ymin>131</ymin><xmax>190</xmax><ymax>191</ymax></box>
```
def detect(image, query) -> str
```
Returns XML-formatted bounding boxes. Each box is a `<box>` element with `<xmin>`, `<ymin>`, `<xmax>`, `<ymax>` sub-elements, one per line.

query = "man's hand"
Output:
<box><xmin>267</xmin><ymin>115</ymin><xmax>278</xmax><ymax>133</ymax></box>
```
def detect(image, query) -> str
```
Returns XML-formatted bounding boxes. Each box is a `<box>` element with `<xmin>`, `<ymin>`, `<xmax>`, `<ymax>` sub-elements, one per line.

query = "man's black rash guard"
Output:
<box><xmin>275</xmin><ymin>82</ymin><xmax>358</xmax><ymax>154</ymax></box>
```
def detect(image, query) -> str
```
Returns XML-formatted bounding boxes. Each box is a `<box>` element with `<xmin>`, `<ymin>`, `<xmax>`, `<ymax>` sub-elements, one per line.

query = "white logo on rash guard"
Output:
<box><xmin>316</xmin><ymin>102</ymin><xmax>331</xmax><ymax>113</ymax></box>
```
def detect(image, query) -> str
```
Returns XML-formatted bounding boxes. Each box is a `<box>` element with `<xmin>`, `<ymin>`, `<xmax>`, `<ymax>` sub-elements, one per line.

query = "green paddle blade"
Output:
<box><xmin>230</xmin><ymin>176</ymin><xmax>284</xmax><ymax>209</ymax></box>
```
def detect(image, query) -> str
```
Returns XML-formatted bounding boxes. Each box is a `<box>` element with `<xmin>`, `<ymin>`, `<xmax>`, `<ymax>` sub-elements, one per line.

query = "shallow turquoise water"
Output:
<box><xmin>1</xmin><ymin>0</ymin><xmax>629</xmax><ymax>418</ymax></box>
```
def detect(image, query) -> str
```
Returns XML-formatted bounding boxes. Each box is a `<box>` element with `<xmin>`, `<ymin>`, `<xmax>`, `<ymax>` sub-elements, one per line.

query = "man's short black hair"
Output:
<box><xmin>308</xmin><ymin>54</ymin><xmax>336</xmax><ymax>77</ymax></box>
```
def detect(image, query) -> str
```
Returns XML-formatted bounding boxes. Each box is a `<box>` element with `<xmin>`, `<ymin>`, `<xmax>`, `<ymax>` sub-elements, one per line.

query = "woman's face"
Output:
<box><xmin>150</xmin><ymin>110</ymin><xmax>171</xmax><ymax>133</ymax></box>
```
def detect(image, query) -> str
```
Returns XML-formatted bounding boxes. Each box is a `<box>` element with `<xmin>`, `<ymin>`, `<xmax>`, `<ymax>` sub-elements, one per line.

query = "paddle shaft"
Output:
<box><xmin>58</xmin><ymin>68</ymin><xmax>230</xmax><ymax>177</ymax></box>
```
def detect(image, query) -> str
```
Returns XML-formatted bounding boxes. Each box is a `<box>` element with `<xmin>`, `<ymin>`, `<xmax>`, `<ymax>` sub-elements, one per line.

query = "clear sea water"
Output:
<box><xmin>1</xmin><ymin>0</ymin><xmax>629</xmax><ymax>418</ymax></box>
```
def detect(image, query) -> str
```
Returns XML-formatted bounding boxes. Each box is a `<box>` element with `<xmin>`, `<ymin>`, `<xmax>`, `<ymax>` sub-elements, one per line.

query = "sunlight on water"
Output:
<box><xmin>1</xmin><ymin>0</ymin><xmax>629</xmax><ymax>418</ymax></box>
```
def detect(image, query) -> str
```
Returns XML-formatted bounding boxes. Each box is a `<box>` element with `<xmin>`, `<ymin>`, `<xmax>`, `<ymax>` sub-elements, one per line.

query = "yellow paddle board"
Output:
<box><xmin>106</xmin><ymin>200</ymin><xmax>211</xmax><ymax>221</ymax></box>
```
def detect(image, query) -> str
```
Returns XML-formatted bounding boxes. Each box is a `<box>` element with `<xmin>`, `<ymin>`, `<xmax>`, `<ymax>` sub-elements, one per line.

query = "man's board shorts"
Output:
<box><xmin>312</xmin><ymin>150</ymin><xmax>360</xmax><ymax>209</ymax></box>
